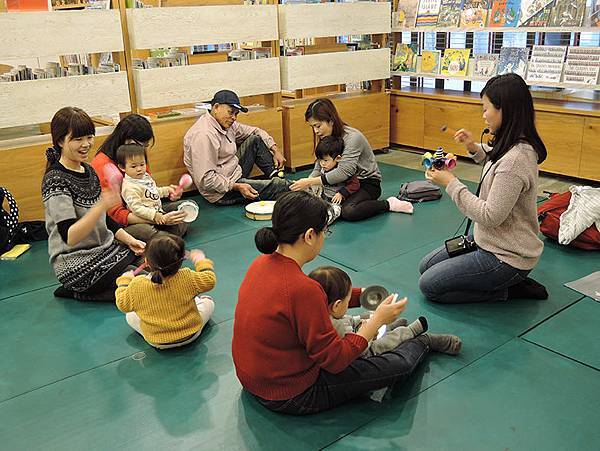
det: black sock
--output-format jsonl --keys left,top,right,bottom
{"left": 507, "top": 277, "right": 548, "bottom": 300}
{"left": 53, "top": 286, "right": 76, "bottom": 299}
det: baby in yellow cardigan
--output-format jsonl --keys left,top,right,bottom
{"left": 116, "top": 233, "right": 216, "bottom": 349}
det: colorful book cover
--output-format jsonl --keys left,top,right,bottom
{"left": 421, "top": 50, "right": 442, "bottom": 73}
{"left": 498, "top": 47, "right": 530, "bottom": 78}
{"left": 393, "top": 43, "right": 419, "bottom": 72}
{"left": 437, "top": 0, "right": 465, "bottom": 27}
{"left": 395, "top": 0, "right": 420, "bottom": 28}
{"left": 518, "top": 0, "right": 553, "bottom": 25}
{"left": 549, "top": 0, "right": 586, "bottom": 26}
{"left": 474, "top": 53, "right": 500, "bottom": 76}
{"left": 523, "top": 3, "right": 553, "bottom": 26}
{"left": 489, "top": 0, "right": 508, "bottom": 26}
{"left": 440, "top": 48, "right": 471, "bottom": 75}
{"left": 584, "top": 0, "right": 600, "bottom": 26}
{"left": 416, "top": 0, "right": 442, "bottom": 27}
{"left": 505, "top": 0, "right": 523, "bottom": 25}
{"left": 461, "top": 0, "right": 491, "bottom": 27}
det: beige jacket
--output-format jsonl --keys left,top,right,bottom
{"left": 121, "top": 173, "right": 170, "bottom": 221}
{"left": 183, "top": 112, "right": 275, "bottom": 203}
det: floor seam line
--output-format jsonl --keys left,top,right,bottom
{"left": 521, "top": 338, "right": 600, "bottom": 373}
{"left": 517, "top": 295, "right": 586, "bottom": 338}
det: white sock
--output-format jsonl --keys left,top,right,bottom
{"left": 387, "top": 197, "right": 414, "bottom": 214}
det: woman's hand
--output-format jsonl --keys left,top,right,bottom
{"left": 99, "top": 189, "right": 122, "bottom": 210}
{"left": 371, "top": 295, "right": 408, "bottom": 326}
{"left": 127, "top": 238, "right": 146, "bottom": 255}
{"left": 454, "top": 128, "right": 479, "bottom": 154}
{"left": 290, "top": 177, "right": 320, "bottom": 191}
{"left": 425, "top": 168, "right": 457, "bottom": 187}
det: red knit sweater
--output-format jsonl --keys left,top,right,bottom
{"left": 232, "top": 252, "right": 367, "bottom": 401}
{"left": 91, "top": 152, "right": 152, "bottom": 226}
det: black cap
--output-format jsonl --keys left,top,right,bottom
{"left": 209, "top": 90, "right": 248, "bottom": 113}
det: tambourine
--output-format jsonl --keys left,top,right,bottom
{"left": 177, "top": 200, "right": 199, "bottom": 223}
{"left": 245, "top": 200, "right": 276, "bottom": 221}
{"left": 360, "top": 285, "right": 390, "bottom": 311}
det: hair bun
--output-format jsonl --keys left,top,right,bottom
{"left": 255, "top": 227, "right": 278, "bottom": 254}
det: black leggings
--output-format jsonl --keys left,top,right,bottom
{"left": 341, "top": 180, "right": 389, "bottom": 222}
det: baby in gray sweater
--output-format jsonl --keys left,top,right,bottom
{"left": 308, "top": 266, "right": 428, "bottom": 356}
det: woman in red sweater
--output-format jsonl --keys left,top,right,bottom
{"left": 91, "top": 114, "right": 187, "bottom": 241}
{"left": 233, "top": 191, "right": 461, "bottom": 415}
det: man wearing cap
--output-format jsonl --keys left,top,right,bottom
{"left": 183, "top": 90, "right": 289, "bottom": 205}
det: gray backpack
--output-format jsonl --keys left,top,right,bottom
{"left": 397, "top": 180, "right": 442, "bottom": 203}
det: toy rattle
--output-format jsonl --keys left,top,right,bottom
{"left": 104, "top": 164, "right": 123, "bottom": 192}
{"left": 422, "top": 147, "right": 457, "bottom": 170}
{"left": 170, "top": 173, "right": 193, "bottom": 200}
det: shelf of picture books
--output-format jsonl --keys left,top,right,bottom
{"left": 0, "top": 8, "right": 131, "bottom": 129}
{"left": 392, "top": 0, "right": 600, "bottom": 32}
{"left": 124, "top": 4, "right": 281, "bottom": 111}
{"left": 391, "top": 43, "right": 600, "bottom": 90}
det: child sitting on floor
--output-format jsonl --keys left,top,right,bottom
{"left": 309, "top": 266, "right": 430, "bottom": 356}
{"left": 117, "top": 144, "right": 195, "bottom": 238}
{"left": 116, "top": 233, "right": 216, "bottom": 349}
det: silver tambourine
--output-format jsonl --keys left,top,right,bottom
{"left": 360, "top": 285, "right": 390, "bottom": 311}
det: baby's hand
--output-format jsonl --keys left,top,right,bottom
{"left": 154, "top": 212, "right": 166, "bottom": 225}
{"left": 121, "top": 270, "right": 135, "bottom": 278}
{"left": 188, "top": 249, "right": 206, "bottom": 263}
{"left": 332, "top": 192, "right": 344, "bottom": 205}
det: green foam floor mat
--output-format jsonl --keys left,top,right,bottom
{"left": 523, "top": 297, "right": 600, "bottom": 370}
{"left": 324, "top": 339, "right": 600, "bottom": 451}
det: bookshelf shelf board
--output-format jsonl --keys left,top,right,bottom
{"left": 280, "top": 48, "right": 390, "bottom": 91}
{"left": 132, "top": 58, "right": 281, "bottom": 110}
{"left": 0, "top": 10, "right": 124, "bottom": 60}
{"left": 126, "top": 5, "right": 278, "bottom": 50}
{"left": 52, "top": 3, "right": 90, "bottom": 10}
{"left": 0, "top": 72, "right": 131, "bottom": 128}
{"left": 278, "top": 2, "right": 390, "bottom": 40}
{"left": 391, "top": 26, "right": 600, "bottom": 33}
{"left": 391, "top": 71, "right": 600, "bottom": 91}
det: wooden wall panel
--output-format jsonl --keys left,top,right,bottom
{"left": 0, "top": 11, "right": 123, "bottom": 59}
{"left": 579, "top": 117, "right": 600, "bottom": 181}
{"left": 278, "top": 3, "right": 390, "bottom": 40}
{"left": 133, "top": 58, "right": 281, "bottom": 109}
{"left": 0, "top": 72, "right": 131, "bottom": 128}
{"left": 390, "top": 95, "right": 424, "bottom": 148}
{"left": 537, "top": 111, "right": 584, "bottom": 177}
{"left": 280, "top": 49, "right": 390, "bottom": 91}
{"left": 127, "top": 6, "right": 278, "bottom": 49}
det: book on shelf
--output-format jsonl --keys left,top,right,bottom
{"left": 523, "top": 2, "right": 554, "bottom": 26}
{"left": 518, "top": 0, "right": 554, "bottom": 26}
{"left": 393, "top": 43, "right": 418, "bottom": 72}
{"left": 394, "top": 0, "right": 420, "bottom": 28}
{"left": 440, "top": 48, "right": 471, "bottom": 76}
{"left": 498, "top": 47, "right": 530, "bottom": 77}
{"left": 415, "top": 0, "right": 442, "bottom": 27}
{"left": 474, "top": 53, "right": 499, "bottom": 77}
{"left": 460, "top": 0, "right": 491, "bottom": 27}
{"left": 584, "top": 0, "right": 600, "bottom": 26}
{"left": 563, "top": 46, "right": 600, "bottom": 84}
{"left": 548, "top": 0, "right": 586, "bottom": 26}
{"left": 526, "top": 45, "right": 567, "bottom": 83}
{"left": 489, "top": 0, "right": 522, "bottom": 26}
{"left": 437, "top": 0, "right": 464, "bottom": 27}
{"left": 421, "top": 50, "right": 442, "bottom": 74}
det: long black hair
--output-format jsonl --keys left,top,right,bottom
{"left": 481, "top": 73, "right": 547, "bottom": 164}
{"left": 254, "top": 191, "right": 329, "bottom": 254}
{"left": 98, "top": 114, "right": 154, "bottom": 162}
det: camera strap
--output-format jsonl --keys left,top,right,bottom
{"left": 463, "top": 160, "right": 494, "bottom": 236}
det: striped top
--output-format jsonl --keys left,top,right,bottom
{"left": 116, "top": 259, "right": 216, "bottom": 344}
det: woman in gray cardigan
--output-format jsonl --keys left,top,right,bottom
{"left": 420, "top": 74, "right": 548, "bottom": 304}
{"left": 290, "top": 98, "right": 409, "bottom": 221}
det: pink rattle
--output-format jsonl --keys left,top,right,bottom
{"left": 104, "top": 164, "right": 123, "bottom": 192}
{"left": 132, "top": 262, "right": 147, "bottom": 276}
{"left": 170, "top": 173, "right": 193, "bottom": 200}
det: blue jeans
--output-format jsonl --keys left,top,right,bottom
{"left": 216, "top": 135, "right": 290, "bottom": 205}
{"left": 418, "top": 239, "right": 530, "bottom": 304}
{"left": 255, "top": 337, "right": 429, "bottom": 415}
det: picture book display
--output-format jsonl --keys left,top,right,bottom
{"left": 416, "top": 0, "right": 442, "bottom": 26}
{"left": 393, "top": 43, "right": 418, "bottom": 72}
{"left": 395, "top": 0, "right": 420, "bottom": 28}
{"left": 440, "top": 48, "right": 471, "bottom": 75}
{"left": 518, "top": 0, "right": 553, "bottom": 26}
{"left": 548, "top": 0, "right": 586, "bottom": 26}
{"left": 526, "top": 45, "right": 566, "bottom": 83}
{"left": 437, "top": 0, "right": 464, "bottom": 27}
{"left": 563, "top": 46, "right": 600, "bottom": 85}
{"left": 421, "top": 50, "right": 442, "bottom": 73}
{"left": 584, "top": 0, "right": 600, "bottom": 26}
{"left": 460, "top": 0, "right": 491, "bottom": 27}
{"left": 498, "top": 47, "right": 530, "bottom": 77}
{"left": 523, "top": 2, "right": 553, "bottom": 26}
{"left": 474, "top": 53, "right": 500, "bottom": 77}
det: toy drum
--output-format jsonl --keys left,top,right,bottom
{"left": 177, "top": 200, "right": 199, "bottom": 223}
{"left": 245, "top": 200, "right": 276, "bottom": 221}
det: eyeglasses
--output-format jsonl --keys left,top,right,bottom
{"left": 132, "top": 140, "right": 150, "bottom": 148}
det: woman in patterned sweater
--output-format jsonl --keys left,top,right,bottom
{"left": 42, "top": 107, "right": 145, "bottom": 301}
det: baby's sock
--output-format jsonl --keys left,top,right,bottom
{"left": 387, "top": 197, "right": 414, "bottom": 214}
{"left": 407, "top": 316, "right": 428, "bottom": 336}
{"left": 419, "top": 333, "right": 462, "bottom": 355}
{"left": 507, "top": 277, "right": 548, "bottom": 300}
{"left": 388, "top": 317, "right": 409, "bottom": 329}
